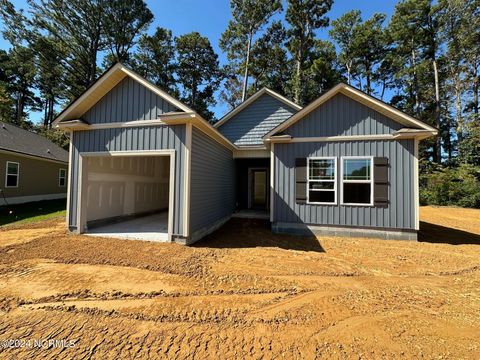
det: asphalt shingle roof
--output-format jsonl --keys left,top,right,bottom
{"left": 0, "top": 122, "right": 69, "bottom": 163}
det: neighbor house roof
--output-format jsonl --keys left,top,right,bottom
{"left": 214, "top": 87, "right": 302, "bottom": 129}
{"left": 0, "top": 122, "right": 69, "bottom": 163}
{"left": 263, "top": 83, "right": 438, "bottom": 140}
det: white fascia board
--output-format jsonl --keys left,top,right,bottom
{"left": 263, "top": 83, "right": 438, "bottom": 140}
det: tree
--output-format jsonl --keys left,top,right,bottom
{"left": 27, "top": 0, "right": 107, "bottom": 98}
{"left": 220, "top": 0, "right": 282, "bottom": 102}
{"left": 102, "top": 0, "right": 153, "bottom": 66}
{"left": 33, "top": 36, "right": 67, "bottom": 128}
{"left": 331, "top": 11, "right": 389, "bottom": 95}
{"left": 389, "top": 0, "right": 443, "bottom": 163}
{"left": 2, "top": 47, "right": 40, "bottom": 125}
{"left": 130, "top": 27, "right": 177, "bottom": 95}
{"left": 308, "top": 40, "right": 343, "bottom": 101}
{"left": 175, "top": 32, "right": 222, "bottom": 120}
{"left": 249, "top": 21, "right": 289, "bottom": 94}
{"left": 329, "top": 10, "right": 362, "bottom": 85}
{"left": 285, "top": 0, "right": 333, "bottom": 105}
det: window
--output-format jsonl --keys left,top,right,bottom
{"left": 59, "top": 168, "right": 66, "bottom": 187}
{"left": 307, "top": 157, "right": 336, "bottom": 204}
{"left": 341, "top": 157, "right": 373, "bottom": 205}
{"left": 5, "top": 161, "right": 19, "bottom": 188}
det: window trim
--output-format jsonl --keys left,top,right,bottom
{"left": 59, "top": 168, "right": 67, "bottom": 187}
{"left": 5, "top": 161, "right": 20, "bottom": 188}
{"left": 306, "top": 156, "right": 337, "bottom": 205}
{"left": 340, "top": 156, "right": 374, "bottom": 206}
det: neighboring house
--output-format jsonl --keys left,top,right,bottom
{"left": 53, "top": 63, "right": 437, "bottom": 244}
{"left": 0, "top": 122, "right": 69, "bottom": 206}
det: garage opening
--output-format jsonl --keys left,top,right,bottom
{"left": 79, "top": 153, "right": 173, "bottom": 242}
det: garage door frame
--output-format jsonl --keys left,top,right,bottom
{"left": 76, "top": 149, "right": 176, "bottom": 242}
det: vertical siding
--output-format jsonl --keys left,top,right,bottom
{"left": 218, "top": 94, "right": 297, "bottom": 146}
{"left": 190, "top": 127, "right": 235, "bottom": 234}
{"left": 273, "top": 139, "right": 415, "bottom": 230}
{"left": 83, "top": 77, "right": 178, "bottom": 124}
{"left": 69, "top": 125, "right": 186, "bottom": 235}
{"left": 285, "top": 93, "right": 403, "bottom": 137}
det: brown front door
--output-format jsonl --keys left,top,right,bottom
{"left": 251, "top": 169, "right": 267, "bottom": 209}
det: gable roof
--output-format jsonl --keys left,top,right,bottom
{"left": 52, "top": 63, "right": 194, "bottom": 127}
{"left": 263, "top": 83, "right": 438, "bottom": 140}
{"left": 214, "top": 88, "right": 302, "bottom": 129}
{"left": 0, "top": 122, "right": 69, "bottom": 163}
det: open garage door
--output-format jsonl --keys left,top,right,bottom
{"left": 76, "top": 151, "right": 174, "bottom": 242}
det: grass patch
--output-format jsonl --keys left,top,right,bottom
{"left": 0, "top": 198, "right": 66, "bottom": 226}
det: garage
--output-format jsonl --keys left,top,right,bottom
{"left": 76, "top": 152, "right": 174, "bottom": 242}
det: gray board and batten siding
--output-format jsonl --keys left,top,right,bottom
{"left": 218, "top": 93, "right": 297, "bottom": 146}
{"left": 83, "top": 76, "right": 179, "bottom": 124}
{"left": 273, "top": 139, "right": 416, "bottom": 232}
{"left": 189, "top": 127, "right": 236, "bottom": 242}
{"left": 282, "top": 93, "right": 405, "bottom": 137}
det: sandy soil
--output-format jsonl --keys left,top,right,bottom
{"left": 0, "top": 206, "right": 479, "bottom": 359}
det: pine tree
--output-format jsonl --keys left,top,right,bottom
{"left": 102, "top": 0, "right": 153, "bottom": 66}
{"left": 130, "top": 27, "right": 177, "bottom": 95}
{"left": 176, "top": 32, "right": 222, "bottom": 121}
{"left": 220, "top": 0, "right": 282, "bottom": 102}
{"left": 285, "top": 0, "right": 333, "bottom": 105}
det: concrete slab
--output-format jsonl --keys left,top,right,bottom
{"left": 86, "top": 212, "right": 169, "bottom": 242}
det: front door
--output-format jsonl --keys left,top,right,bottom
{"left": 250, "top": 169, "right": 267, "bottom": 209}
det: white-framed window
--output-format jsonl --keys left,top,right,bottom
{"left": 307, "top": 157, "right": 337, "bottom": 205}
{"left": 59, "top": 168, "right": 67, "bottom": 187}
{"left": 341, "top": 156, "right": 374, "bottom": 206}
{"left": 5, "top": 161, "right": 19, "bottom": 188}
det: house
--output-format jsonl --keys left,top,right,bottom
{"left": 0, "top": 122, "right": 69, "bottom": 206}
{"left": 53, "top": 63, "right": 437, "bottom": 244}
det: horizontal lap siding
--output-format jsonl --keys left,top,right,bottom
{"left": 218, "top": 94, "right": 296, "bottom": 146}
{"left": 285, "top": 93, "right": 403, "bottom": 137}
{"left": 273, "top": 140, "right": 415, "bottom": 230}
{"left": 190, "top": 127, "right": 235, "bottom": 233}
{"left": 69, "top": 125, "right": 186, "bottom": 235}
{"left": 83, "top": 77, "right": 178, "bottom": 124}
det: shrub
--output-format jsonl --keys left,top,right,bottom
{"left": 420, "top": 163, "right": 480, "bottom": 208}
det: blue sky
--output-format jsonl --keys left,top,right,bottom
{"left": 1, "top": 0, "right": 399, "bottom": 123}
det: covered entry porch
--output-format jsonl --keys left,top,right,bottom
{"left": 234, "top": 158, "right": 270, "bottom": 219}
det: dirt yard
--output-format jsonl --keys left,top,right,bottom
{"left": 0, "top": 206, "right": 479, "bottom": 359}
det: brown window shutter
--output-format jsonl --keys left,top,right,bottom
{"left": 374, "top": 157, "right": 389, "bottom": 207}
{"left": 295, "top": 158, "right": 307, "bottom": 204}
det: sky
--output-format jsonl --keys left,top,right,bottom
{"left": 0, "top": 0, "right": 400, "bottom": 124}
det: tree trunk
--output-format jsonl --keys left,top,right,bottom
{"left": 241, "top": 34, "right": 252, "bottom": 102}
{"left": 16, "top": 93, "right": 23, "bottom": 125}
{"left": 473, "top": 61, "right": 479, "bottom": 115}
{"left": 454, "top": 76, "right": 463, "bottom": 146}
{"left": 433, "top": 58, "right": 441, "bottom": 163}
{"left": 346, "top": 63, "right": 351, "bottom": 85}
{"left": 44, "top": 100, "right": 49, "bottom": 128}
{"left": 366, "top": 71, "right": 371, "bottom": 95}
{"left": 411, "top": 48, "right": 420, "bottom": 115}
{"left": 48, "top": 96, "right": 54, "bottom": 128}
{"left": 294, "top": 47, "right": 303, "bottom": 104}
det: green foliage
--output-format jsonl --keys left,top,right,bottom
{"left": 285, "top": 0, "right": 333, "bottom": 104}
{"left": 420, "top": 162, "right": 480, "bottom": 208}
{"left": 176, "top": 32, "right": 222, "bottom": 121}
{"left": 0, "top": 199, "right": 66, "bottom": 226}
{"left": 130, "top": 27, "right": 178, "bottom": 95}
{"left": 35, "top": 126, "right": 70, "bottom": 150}
{"left": 220, "top": 0, "right": 282, "bottom": 104}
{"left": 102, "top": 0, "right": 153, "bottom": 66}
